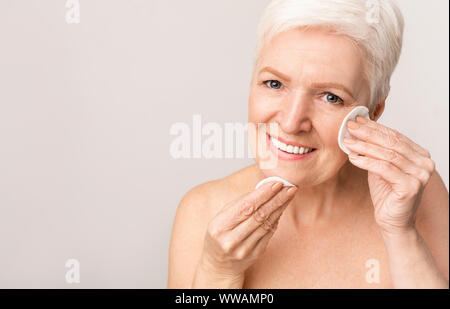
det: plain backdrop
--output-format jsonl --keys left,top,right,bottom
{"left": 0, "top": 0, "right": 448, "bottom": 288}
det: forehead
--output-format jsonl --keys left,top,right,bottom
{"left": 257, "top": 27, "right": 365, "bottom": 88}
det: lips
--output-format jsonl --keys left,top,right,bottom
{"left": 268, "top": 134, "right": 316, "bottom": 153}
{"left": 266, "top": 133, "right": 317, "bottom": 161}
{"left": 271, "top": 135, "right": 316, "bottom": 150}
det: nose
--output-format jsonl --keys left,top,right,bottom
{"left": 276, "top": 90, "right": 312, "bottom": 134}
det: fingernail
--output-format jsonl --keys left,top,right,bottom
{"left": 344, "top": 138, "right": 356, "bottom": 144}
{"left": 347, "top": 121, "right": 360, "bottom": 130}
{"left": 272, "top": 182, "right": 283, "bottom": 191}
{"left": 356, "top": 116, "right": 369, "bottom": 124}
{"left": 287, "top": 187, "right": 298, "bottom": 196}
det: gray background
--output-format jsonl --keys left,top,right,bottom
{"left": 0, "top": 0, "right": 448, "bottom": 288}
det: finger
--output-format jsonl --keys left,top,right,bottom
{"left": 355, "top": 117, "right": 431, "bottom": 158}
{"left": 231, "top": 187, "right": 294, "bottom": 244}
{"left": 233, "top": 204, "right": 287, "bottom": 260}
{"left": 216, "top": 181, "right": 284, "bottom": 231}
{"left": 344, "top": 138, "right": 433, "bottom": 186}
{"left": 348, "top": 153, "right": 423, "bottom": 198}
{"left": 348, "top": 119, "right": 428, "bottom": 166}
{"left": 249, "top": 225, "right": 277, "bottom": 259}
{"left": 348, "top": 118, "right": 436, "bottom": 181}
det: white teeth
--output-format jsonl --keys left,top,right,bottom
{"left": 270, "top": 137, "right": 314, "bottom": 155}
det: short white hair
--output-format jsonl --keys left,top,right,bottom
{"left": 254, "top": 0, "right": 405, "bottom": 110}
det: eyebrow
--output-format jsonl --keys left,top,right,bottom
{"left": 258, "top": 66, "right": 355, "bottom": 100}
{"left": 259, "top": 66, "right": 291, "bottom": 82}
{"left": 310, "top": 82, "right": 355, "bottom": 100}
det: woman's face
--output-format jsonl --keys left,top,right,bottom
{"left": 249, "top": 27, "right": 371, "bottom": 187}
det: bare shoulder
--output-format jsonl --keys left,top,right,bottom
{"left": 179, "top": 164, "right": 259, "bottom": 217}
{"left": 416, "top": 170, "right": 449, "bottom": 222}
{"left": 416, "top": 170, "right": 449, "bottom": 280}
{"left": 167, "top": 164, "right": 259, "bottom": 288}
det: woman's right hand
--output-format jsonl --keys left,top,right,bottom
{"left": 192, "top": 181, "right": 298, "bottom": 288}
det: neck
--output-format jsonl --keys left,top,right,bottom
{"left": 286, "top": 160, "right": 370, "bottom": 228}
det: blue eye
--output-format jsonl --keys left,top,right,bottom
{"left": 323, "top": 92, "right": 344, "bottom": 104}
{"left": 264, "top": 80, "right": 282, "bottom": 90}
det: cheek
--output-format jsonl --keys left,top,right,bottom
{"left": 248, "top": 89, "right": 263, "bottom": 123}
{"left": 317, "top": 119, "right": 341, "bottom": 149}
{"left": 248, "top": 96, "right": 258, "bottom": 123}
{"left": 248, "top": 86, "right": 279, "bottom": 123}
{"left": 316, "top": 118, "right": 349, "bottom": 167}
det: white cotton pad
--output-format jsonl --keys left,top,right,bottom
{"left": 255, "top": 177, "right": 296, "bottom": 190}
{"left": 338, "top": 106, "right": 370, "bottom": 155}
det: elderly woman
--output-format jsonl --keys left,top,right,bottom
{"left": 168, "top": 0, "right": 449, "bottom": 289}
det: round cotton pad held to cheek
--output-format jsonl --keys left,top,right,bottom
{"left": 255, "top": 177, "right": 296, "bottom": 190}
{"left": 338, "top": 106, "right": 370, "bottom": 155}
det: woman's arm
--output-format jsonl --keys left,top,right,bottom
{"left": 344, "top": 116, "right": 448, "bottom": 289}
{"left": 168, "top": 184, "right": 213, "bottom": 289}
{"left": 168, "top": 178, "right": 297, "bottom": 289}
{"left": 168, "top": 182, "right": 246, "bottom": 289}
{"left": 382, "top": 171, "right": 449, "bottom": 289}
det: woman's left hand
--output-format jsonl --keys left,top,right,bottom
{"left": 343, "top": 116, "right": 436, "bottom": 236}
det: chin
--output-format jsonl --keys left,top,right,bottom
{"left": 257, "top": 166, "right": 314, "bottom": 188}
{"left": 257, "top": 155, "right": 346, "bottom": 188}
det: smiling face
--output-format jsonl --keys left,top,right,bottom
{"left": 249, "top": 27, "right": 371, "bottom": 187}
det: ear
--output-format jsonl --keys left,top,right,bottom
{"left": 371, "top": 99, "right": 386, "bottom": 122}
